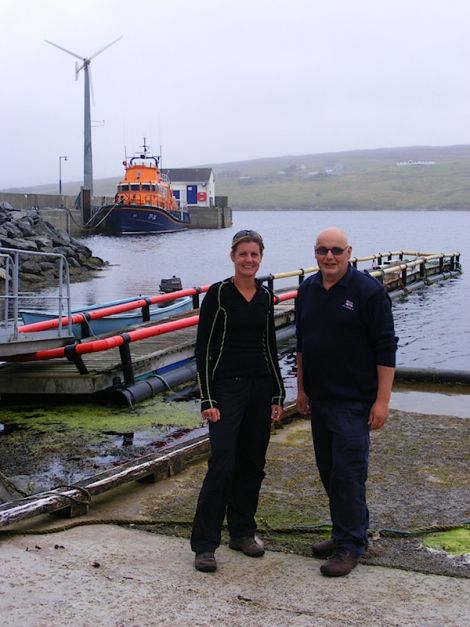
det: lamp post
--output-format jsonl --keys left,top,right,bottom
{"left": 59, "top": 155, "right": 68, "bottom": 195}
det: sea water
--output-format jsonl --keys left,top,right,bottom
{"left": 27, "top": 210, "right": 470, "bottom": 371}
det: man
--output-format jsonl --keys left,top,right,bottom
{"left": 296, "top": 227, "right": 397, "bottom": 577}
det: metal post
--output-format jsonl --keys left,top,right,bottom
{"left": 119, "top": 339, "right": 135, "bottom": 385}
{"left": 59, "top": 155, "right": 67, "bottom": 195}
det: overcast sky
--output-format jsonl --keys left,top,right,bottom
{"left": 1, "top": 0, "right": 470, "bottom": 189}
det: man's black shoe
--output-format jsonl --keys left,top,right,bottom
{"left": 194, "top": 551, "right": 217, "bottom": 572}
{"left": 311, "top": 539, "right": 338, "bottom": 558}
{"left": 320, "top": 549, "right": 359, "bottom": 577}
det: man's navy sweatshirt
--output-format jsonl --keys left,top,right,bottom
{"left": 296, "top": 265, "right": 398, "bottom": 403}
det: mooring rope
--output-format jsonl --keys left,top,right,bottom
{"left": 0, "top": 519, "right": 468, "bottom": 538}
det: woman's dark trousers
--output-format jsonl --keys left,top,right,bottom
{"left": 191, "top": 376, "right": 273, "bottom": 554}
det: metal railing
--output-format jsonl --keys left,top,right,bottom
{"left": 258, "top": 250, "right": 461, "bottom": 290}
{"left": 0, "top": 247, "right": 72, "bottom": 340}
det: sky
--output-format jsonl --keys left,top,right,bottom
{"left": 1, "top": 0, "right": 470, "bottom": 189}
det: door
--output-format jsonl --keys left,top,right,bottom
{"left": 186, "top": 185, "right": 197, "bottom": 204}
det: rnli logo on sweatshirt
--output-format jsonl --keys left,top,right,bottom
{"left": 342, "top": 299, "right": 354, "bottom": 311}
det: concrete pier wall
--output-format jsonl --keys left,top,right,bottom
{"left": 188, "top": 204, "right": 232, "bottom": 229}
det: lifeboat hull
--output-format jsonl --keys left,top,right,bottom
{"left": 103, "top": 204, "right": 191, "bottom": 235}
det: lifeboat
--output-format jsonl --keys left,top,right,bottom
{"left": 101, "top": 140, "right": 191, "bottom": 235}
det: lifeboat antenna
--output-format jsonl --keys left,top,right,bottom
{"left": 45, "top": 36, "right": 123, "bottom": 197}
{"left": 139, "top": 138, "right": 150, "bottom": 158}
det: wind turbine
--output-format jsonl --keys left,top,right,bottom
{"left": 45, "top": 36, "right": 123, "bottom": 197}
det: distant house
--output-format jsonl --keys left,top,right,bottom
{"left": 161, "top": 168, "right": 215, "bottom": 208}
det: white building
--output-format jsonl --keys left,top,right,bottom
{"left": 161, "top": 168, "right": 215, "bottom": 208}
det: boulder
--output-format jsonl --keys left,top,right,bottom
{"left": 0, "top": 206, "right": 107, "bottom": 287}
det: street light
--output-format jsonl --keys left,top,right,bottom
{"left": 59, "top": 155, "right": 68, "bottom": 195}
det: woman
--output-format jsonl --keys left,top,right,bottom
{"left": 191, "top": 229, "right": 285, "bottom": 573}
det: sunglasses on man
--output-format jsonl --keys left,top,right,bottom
{"left": 315, "top": 246, "right": 348, "bottom": 256}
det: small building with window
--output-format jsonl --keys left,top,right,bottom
{"left": 161, "top": 168, "right": 215, "bottom": 208}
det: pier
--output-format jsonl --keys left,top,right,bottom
{"left": 0, "top": 301, "right": 296, "bottom": 401}
{"left": 0, "top": 250, "right": 462, "bottom": 403}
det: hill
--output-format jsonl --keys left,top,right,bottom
{"left": 4, "top": 144, "right": 470, "bottom": 210}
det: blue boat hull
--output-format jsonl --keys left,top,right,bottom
{"left": 20, "top": 296, "right": 193, "bottom": 339}
{"left": 102, "top": 204, "right": 191, "bottom": 235}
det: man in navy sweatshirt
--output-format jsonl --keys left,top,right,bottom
{"left": 296, "top": 227, "right": 397, "bottom": 577}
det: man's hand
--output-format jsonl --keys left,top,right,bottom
{"left": 296, "top": 390, "right": 310, "bottom": 416}
{"left": 368, "top": 400, "right": 389, "bottom": 430}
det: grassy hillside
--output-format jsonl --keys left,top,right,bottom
{"left": 211, "top": 145, "right": 470, "bottom": 209}
{"left": 5, "top": 144, "right": 470, "bottom": 209}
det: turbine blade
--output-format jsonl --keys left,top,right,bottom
{"left": 76, "top": 60, "right": 86, "bottom": 76}
{"left": 89, "top": 35, "right": 123, "bottom": 60}
{"left": 45, "top": 39, "right": 84, "bottom": 61}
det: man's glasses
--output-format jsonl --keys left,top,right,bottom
{"left": 315, "top": 246, "right": 348, "bottom": 256}
{"left": 232, "top": 229, "right": 263, "bottom": 243}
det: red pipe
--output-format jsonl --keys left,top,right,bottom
{"left": 9, "top": 288, "right": 298, "bottom": 363}
{"left": 275, "top": 290, "right": 297, "bottom": 303}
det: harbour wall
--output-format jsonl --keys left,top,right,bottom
{"left": 0, "top": 192, "right": 232, "bottom": 236}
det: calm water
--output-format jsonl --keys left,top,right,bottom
{"left": 32, "top": 210, "right": 469, "bottom": 371}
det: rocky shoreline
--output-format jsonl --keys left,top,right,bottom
{"left": 0, "top": 204, "right": 106, "bottom": 287}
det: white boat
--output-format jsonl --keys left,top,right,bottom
{"left": 19, "top": 295, "right": 193, "bottom": 339}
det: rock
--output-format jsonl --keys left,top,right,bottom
{"left": 0, "top": 205, "right": 107, "bottom": 287}
{"left": 0, "top": 236, "right": 38, "bottom": 250}
{"left": 19, "top": 272, "right": 44, "bottom": 283}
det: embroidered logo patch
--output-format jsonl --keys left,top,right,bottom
{"left": 342, "top": 299, "right": 354, "bottom": 311}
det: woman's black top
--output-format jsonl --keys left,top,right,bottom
{"left": 196, "top": 278, "right": 285, "bottom": 412}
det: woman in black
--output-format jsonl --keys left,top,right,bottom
{"left": 191, "top": 230, "right": 285, "bottom": 572}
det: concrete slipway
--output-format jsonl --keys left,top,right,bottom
{"left": 1, "top": 416, "right": 470, "bottom": 627}
{"left": 1, "top": 524, "right": 469, "bottom": 627}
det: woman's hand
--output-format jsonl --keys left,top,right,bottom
{"left": 271, "top": 404, "right": 284, "bottom": 423}
{"left": 201, "top": 408, "right": 221, "bottom": 423}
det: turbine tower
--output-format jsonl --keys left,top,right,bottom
{"left": 45, "top": 36, "right": 122, "bottom": 197}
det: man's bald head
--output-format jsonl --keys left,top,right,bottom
{"left": 315, "top": 227, "right": 349, "bottom": 248}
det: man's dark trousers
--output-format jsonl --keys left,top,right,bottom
{"left": 310, "top": 399, "right": 371, "bottom": 557}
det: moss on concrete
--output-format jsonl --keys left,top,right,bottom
{"left": 423, "top": 529, "right": 470, "bottom": 556}
{"left": 0, "top": 396, "right": 201, "bottom": 434}
{"left": 0, "top": 394, "right": 203, "bottom": 491}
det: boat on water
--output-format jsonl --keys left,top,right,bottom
{"left": 98, "top": 140, "right": 191, "bottom": 235}
{"left": 19, "top": 295, "right": 193, "bottom": 340}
